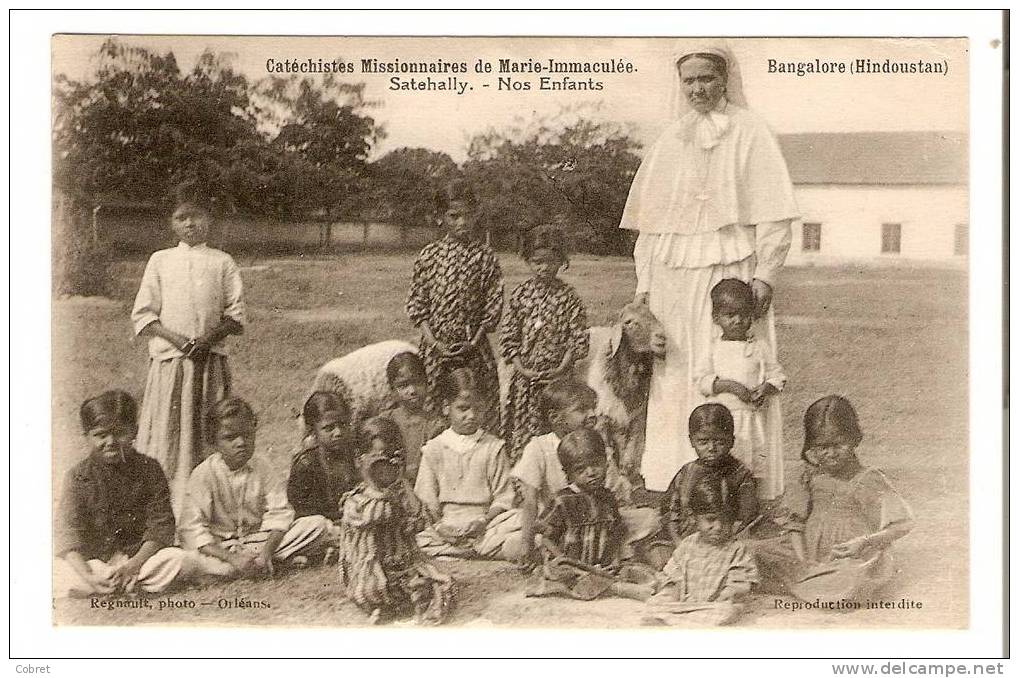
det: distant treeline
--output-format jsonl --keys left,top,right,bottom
{"left": 53, "top": 38, "right": 643, "bottom": 256}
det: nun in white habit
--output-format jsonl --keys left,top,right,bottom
{"left": 619, "top": 40, "right": 799, "bottom": 497}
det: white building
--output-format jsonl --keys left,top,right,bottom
{"left": 779, "top": 132, "right": 968, "bottom": 266}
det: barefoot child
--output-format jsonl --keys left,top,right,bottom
{"left": 406, "top": 179, "right": 504, "bottom": 433}
{"left": 381, "top": 352, "right": 446, "bottom": 484}
{"left": 695, "top": 278, "right": 786, "bottom": 500}
{"left": 755, "top": 396, "right": 914, "bottom": 604}
{"left": 511, "top": 379, "right": 660, "bottom": 566}
{"left": 339, "top": 417, "right": 455, "bottom": 625}
{"left": 54, "top": 391, "right": 188, "bottom": 597}
{"left": 180, "top": 397, "right": 328, "bottom": 579}
{"left": 500, "top": 224, "right": 589, "bottom": 461}
{"left": 662, "top": 403, "right": 759, "bottom": 544}
{"left": 414, "top": 367, "right": 521, "bottom": 560}
{"left": 288, "top": 392, "right": 358, "bottom": 525}
{"left": 646, "top": 477, "right": 759, "bottom": 626}
{"left": 528, "top": 429, "right": 658, "bottom": 602}
{"left": 131, "top": 190, "right": 245, "bottom": 517}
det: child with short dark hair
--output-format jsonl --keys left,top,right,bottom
{"left": 54, "top": 391, "right": 187, "bottom": 597}
{"left": 528, "top": 429, "right": 657, "bottom": 601}
{"left": 511, "top": 378, "right": 660, "bottom": 566}
{"left": 381, "top": 352, "right": 445, "bottom": 483}
{"left": 180, "top": 397, "right": 328, "bottom": 579}
{"left": 288, "top": 392, "right": 358, "bottom": 523}
{"left": 414, "top": 367, "right": 521, "bottom": 560}
{"left": 500, "top": 224, "right": 589, "bottom": 461}
{"left": 645, "top": 477, "right": 759, "bottom": 626}
{"left": 339, "top": 417, "right": 456, "bottom": 625}
{"left": 131, "top": 187, "right": 246, "bottom": 517}
{"left": 406, "top": 179, "right": 503, "bottom": 433}
{"left": 662, "top": 403, "right": 759, "bottom": 544}
{"left": 754, "top": 396, "right": 913, "bottom": 604}
{"left": 695, "top": 278, "right": 786, "bottom": 500}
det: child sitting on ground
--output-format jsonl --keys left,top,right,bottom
{"left": 754, "top": 395, "right": 914, "bottom": 605}
{"left": 180, "top": 397, "right": 328, "bottom": 579}
{"left": 339, "top": 417, "right": 455, "bottom": 625}
{"left": 414, "top": 367, "right": 521, "bottom": 560}
{"left": 288, "top": 392, "right": 358, "bottom": 523}
{"left": 645, "top": 477, "right": 759, "bottom": 626}
{"left": 381, "top": 352, "right": 446, "bottom": 484}
{"left": 694, "top": 278, "right": 786, "bottom": 501}
{"left": 54, "top": 391, "right": 188, "bottom": 597}
{"left": 511, "top": 378, "right": 660, "bottom": 566}
{"left": 662, "top": 403, "right": 760, "bottom": 544}
{"left": 528, "top": 429, "right": 658, "bottom": 601}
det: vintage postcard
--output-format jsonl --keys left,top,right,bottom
{"left": 40, "top": 23, "right": 991, "bottom": 648}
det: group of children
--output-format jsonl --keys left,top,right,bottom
{"left": 55, "top": 180, "right": 914, "bottom": 627}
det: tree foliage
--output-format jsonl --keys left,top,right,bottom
{"left": 53, "top": 38, "right": 384, "bottom": 220}
{"left": 463, "top": 103, "right": 643, "bottom": 254}
{"left": 368, "top": 148, "right": 462, "bottom": 232}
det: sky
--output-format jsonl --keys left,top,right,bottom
{"left": 52, "top": 35, "right": 968, "bottom": 162}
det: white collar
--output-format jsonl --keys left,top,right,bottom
{"left": 176, "top": 241, "right": 208, "bottom": 251}
{"left": 679, "top": 98, "right": 731, "bottom": 150}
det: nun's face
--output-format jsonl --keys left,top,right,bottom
{"left": 679, "top": 56, "right": 727, "bottom": 114}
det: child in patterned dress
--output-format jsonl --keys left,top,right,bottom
{"left": 500, "top": 224, "right": 590, "bottom": 462}
{"left": 528, "top": 429, "right": 658, "bottom": 601}
{"left": 694, "top": 278, "right": 786, "bottom": 500}
{"left": 338, "top": 417, "right": 455, "bottom": 625}
{"left": 645, "top": 477, "right": 759, "bottom": 626}
{"left": 406, "top": 179, "right": 504, "bottom": 433}
{"left": 380, "top": 352, "right": 446, "bottom": 484}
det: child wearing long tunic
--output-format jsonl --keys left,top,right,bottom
{"left": 54, "top": 391, "right": 188, "bottom": 597}
{"left": 646, "top": 477, "right": 758, "bottom": 626}
{"left": 339, "top": 417, "right": 455, "bottom": 625}
{"left": 131, "top": 194, "right": 245, "bottom": 518}
{"left": 406, "top": 180, "right": 503, "bottom": 433}
{"left": 694, "top": 278, "right": 786, "bottom": 499}
{"left": 662, "top": 404, "right": 759, "bottom": 544}
{"left": 500, "top": 225, "right": 589, "bottom": 462}
{"left": 754, "top": 396, "right": 913, "bottom": 604}
{"left": 414, "top": 368, "right": 522, "bottom": 560}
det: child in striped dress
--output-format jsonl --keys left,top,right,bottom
{"left": 645, "top": 477, "right": 759, "bottom": 626}
{"left": 528, "top": 429, "right": 658, "bottom": 601}
{"left": 338, "top": 417, "right": 455, "bottom": 625}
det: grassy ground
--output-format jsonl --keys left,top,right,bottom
{"left": 51, "top": 252, "right": 968, "bottom": 628}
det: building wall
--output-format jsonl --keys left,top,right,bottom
{"left": 785, "top": 184, "right": 968, "bottom": 265}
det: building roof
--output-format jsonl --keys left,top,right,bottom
{"left": 778, "top": 132, "right": 967, "bottom": 186}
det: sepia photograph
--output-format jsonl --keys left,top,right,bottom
{"left": 46, "top": 31, "right": 974, "bottom": 632}
{"left": 11, "top": 11, "right": 1003, "bottom": 661}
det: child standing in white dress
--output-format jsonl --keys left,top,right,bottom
{"left": 694, "top": 279, "right": 785, "bottom": 500}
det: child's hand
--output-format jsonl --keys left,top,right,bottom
{"left": 831, "top": 536, "right": 870, "bottom": 559}
{"left": 464, "top": 517, "right": 488, "bottom": 538}
{"left": 229, "top": 552, "right": 260, "bottom": 577}
{"left": 253, "top": 553, "right": 275, "bottom": 577}
{"left": 729, "top": 382, "right": 753, "bottom": 403}
{"left": 110, "top": 558, "right": 143, "bottom": 591}
{"left": 187, "top": 336, "right": 213, "bottom": 361}
{"left": 86, "top": 569, "right": 117, "bottom": 594}
{"left": 751, "top": 383, "right": 779, "bottom": 408}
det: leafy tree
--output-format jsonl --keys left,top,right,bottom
{"left": 53, "top": 38, "right": 258, "bottom": 209}
{"left": 368, "top": 148, "right": 461, "bottom": 238}
{"left": 463, "top": 103, "right": 643, "bottom": 254}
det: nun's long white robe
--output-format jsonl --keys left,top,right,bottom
{"left": 620, "top": 103, "right": 798, "bottom": 493}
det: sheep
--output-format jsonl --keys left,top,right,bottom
{"left": 578, "top": 301, "right": 667, "bottom": 480}
{"left": 308, "top": 339, "right": 419, "bottom": 426}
